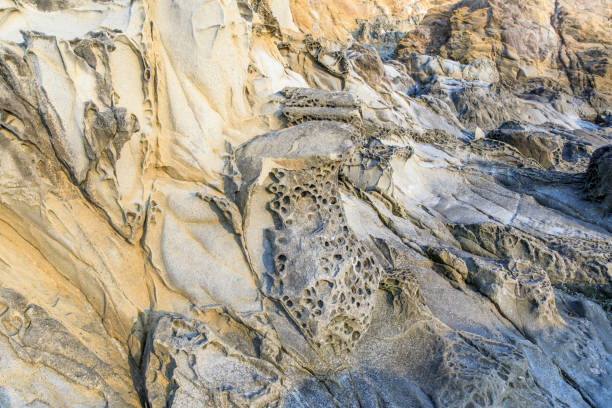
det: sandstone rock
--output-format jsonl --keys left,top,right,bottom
{"left": 342, "top": 137, "right": 413, "bottom": 194}
{"left": 584, "top": 145, "right": 612, "bottom": 212}
{"left": 141, "top": 309, "right": 282, "bottom": 408}
{"left": 0, "top": 1, "right": 611, "bottom": 407}
{"left": 396, "top": 0, "right": 612, "bottom": 112}
{"left": 0, "top": 287, "right": 140, "bottom": 407}
{"left": 234, "top": 118, "right": 385, "bottom": 362}
{"left": 487, "top": 122, "right": 565, "bottom": 168}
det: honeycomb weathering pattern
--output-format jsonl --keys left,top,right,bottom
{"left": 281, "top": 106, "right": 362, "bottom": 127}
{"left": 280, "top": 86, "right": 362, "bottom": 127}
{"left": 280, "top": 87, "right": 361, "bottom": 108}
{"left": 264, "top": 163, "right": 383, "bottom": 354}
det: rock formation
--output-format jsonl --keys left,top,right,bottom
{"left": 0, "top": 1, "right": 610, "bottom": 407}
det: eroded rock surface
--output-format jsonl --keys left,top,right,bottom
{"left": 0, "top": 1, "right": 610, "bottom": 407}
{"left": 585, "top": 145, "right": 612, "bottom": 212}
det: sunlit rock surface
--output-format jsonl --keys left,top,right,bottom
{"left": 0, "top": 1, "right": 610, "bottom": 407}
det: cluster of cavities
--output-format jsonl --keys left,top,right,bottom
{"left": 280, "top": 89, "right": 358, "bottom": 109}
{"left": 265, "top": 163, "right": 383, "bottom": 353}
{"left": 281, "top": 107, "right": 361, "bottom": 127}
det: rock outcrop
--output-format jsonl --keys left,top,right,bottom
{"left": 584, "top": 145, "right": 612, "bottom": 212}
{"left": 0, "top": 1, "right": 610, "bottom": 407}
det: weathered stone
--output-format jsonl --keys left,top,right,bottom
{"left": 0, "top": 1, "right": 611, "bottom": 407}
{"left": 487, "top": 123, "right": 564, "bottom": 169}
{"left": 141, "top": 309, "right": 283, "bottom": 408}
{"left": 584, "top": 145, "right": 612, "bottom": 212}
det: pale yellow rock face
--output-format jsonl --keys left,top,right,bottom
{"left": 289, "top": 0, "right": 453, "bottom": 41}
{"left": 0, "top": 1, "right": 610, "bottom": 407}
{"left": 289, "top": 0, "right": 611, "bottom": 105}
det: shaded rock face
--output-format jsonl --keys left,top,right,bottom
{"left": 0, "top": 1, "right": 611, "bottom": 408}
{"left": 584, "top": 145, "right": 612, "bottom": 212}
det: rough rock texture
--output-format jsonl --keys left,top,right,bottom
{"left": 584, "top": 145, "right": 612, "bottom": 212}
{"left": 0, "top": 1, "right": 610, "bottom": 407}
